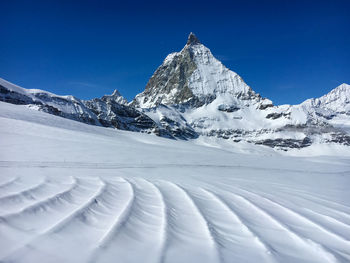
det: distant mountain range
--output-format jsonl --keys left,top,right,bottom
{"left": 1, "top": 33, "right": 349, "bottom": 150}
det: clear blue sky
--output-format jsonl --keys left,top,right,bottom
{"left": 1, "top": 0, "right": 349, "bottom": 105}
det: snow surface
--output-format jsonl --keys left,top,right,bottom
{"left": 0, "top": 101, "right": 350, "bottom": 263}
{"left": 188, "top": 44, "right": 254, "bottom": 97}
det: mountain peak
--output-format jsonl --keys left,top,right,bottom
{"left": 186, "top": 32, "right": 200, "bottom": 45}
{"left": 101, "top": 89, "right": 128, "bottom": 105}
{"left": 323, "top": 83, "right": 350, "bottom": 98}
{"left": 132, "top": 33, "right": 259, "bottom": 108}
{"left": 304, "top": 83, "right": 350, "bottom": 114}
{"left": 337, "top": 83, "right": 350, "bottom": 90}
{"left": 111, "top": 89, "right": 122, "bottom": 97}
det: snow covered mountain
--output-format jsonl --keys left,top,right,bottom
{"left": 0, "top": 78, "right": 172, "bottom": 137}
{"left": 299, "top": 83, "right": 350, "bottom": 128}
{"left": 132, "top": 33, "right": 273, "bottom": 110}
{"left": 0, "top": 78, "right": 99, "bottom": 125}
{"left": 1, "top": 33, "right": 350, "bottom": 149}
{"left": 132, "top": 33, "right": 350, "bottom": 149}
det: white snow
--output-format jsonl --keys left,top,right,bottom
{"left": 0, "top": 101, "right": 350, "bottom": 262}
{"left": 188, "top": 44, "right": 252, "bottom": 97}
{"left": 306, "top": 83, "right": 350, "bottom": 114}
{"left": 163, "top": 52, "right": 178, "bottom": 64}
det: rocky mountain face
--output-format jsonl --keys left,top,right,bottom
{"left": 1, "top": 33, "right": 349, "bottom": 149}
{"left": 0, "top": 78, "right": 173, "bottom": 137}
{"left": 132, "top": 33, "right": 272, "bottom": 110}
{"left": 132, "top": 33, "right": 350, "bottom": 149}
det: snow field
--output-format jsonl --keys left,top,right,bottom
{"left": 0, "top": 101, "right": 349, "bottom": 262}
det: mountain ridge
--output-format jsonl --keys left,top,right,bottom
{"left": 1, "top": 33, "right": 349, "bottom": 149}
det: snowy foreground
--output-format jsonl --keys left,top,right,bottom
{"left": 0, "top": 101, "right": 350, "bottom": 263}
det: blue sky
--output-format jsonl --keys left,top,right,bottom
{"left": 1, "top": 0, "right": 349, "bottom": 105}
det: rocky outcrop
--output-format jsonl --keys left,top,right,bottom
{"left": 159, "top": 115, "right": 198, "bottom": 140}
{"left": 254, "top": 137, "right": 312, "bottom": 150}
{"left": 187, "top": 32, "right": 200, "bottom": 45}
{"left": 266, "top": 112, "right": 290, "bottom": 119}
{"left": 132, "top": 46, "right": 198, "bottom": 107}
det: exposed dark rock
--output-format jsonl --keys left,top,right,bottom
{"left": 218, "top": 104, "right": 240, "bottom": 112}
{"left": 277, "top": 123, "right": 337, "bottom": 134}
{"left": 266, "top": 112, "right": 290, "bottom": 119}
{"left": 83, "top": 98, "right": 162, "bottom": 133}
{"left": 132, "top": 45, "right": 198, "bottom": 108}
{"left": 206, "top": 129, "right": 248, "bottom": 139}
{"left": 266, "top": 113, "right": 283, "bottom": 119}
{"left": 258, "top": 103, "right": 274, "bottom": 110}
{"left": 186, "top": 32, "right": 200, "bottom": 45}
{"left": 0, "top": 85, "right": 36, "bottom": 105}
{"left": 159, "top": 116, "right": 198, "bottom": 140}
{"left": 327, "top": 133, "right": 350, "bottom": 145}
{"left": 315, "top": 112, "right": 336, "bottom": 120}
{"left": 255, "top": 137, "right": 312, "bottom": 149}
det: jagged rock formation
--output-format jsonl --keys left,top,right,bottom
{"left": 102, "top": 89, "right": 128, "bottom": 105}
{"left": 1, "top": 33, "right": 350, "bottom": 150}
{"left": 132, "top": 33, "right": 272, "bottom": 110}
{"left": 131, "top": 35, "right": 198, "bottom": 108}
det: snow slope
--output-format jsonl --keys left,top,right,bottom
{"left": 0, "top": 101, "right": 350, "bottom": 262}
